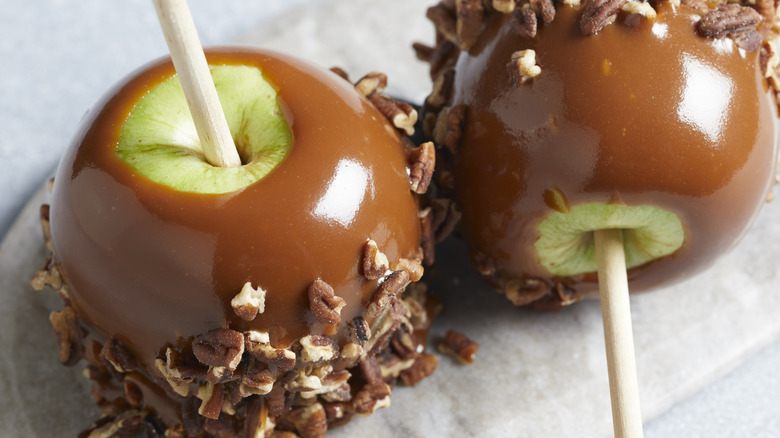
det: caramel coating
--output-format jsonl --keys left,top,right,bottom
{"left": 451, "top": 4, "right": 777, "bottom": 295}
{"left": 49, "top": 48, "right": 421, "bottom": 372}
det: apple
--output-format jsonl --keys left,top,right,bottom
{"left": 421, "top": 2, "right": 778, "bottom": 307}
{"left": 36, "top": 48, "right": 437, "bottom": 435}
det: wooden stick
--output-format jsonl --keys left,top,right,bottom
{"left": 594, "top": 228, "right": 644, "bottom": 438}
{"left": 152, "top": 0, "right": 241, "bottom": 168}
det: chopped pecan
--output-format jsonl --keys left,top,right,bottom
{"left": 298, "top": 335, "right": 338, "bottom": 364}
{"left": 734, "top": 30, "right": 762, "bottom": 52}
{"left": 368, "top": 94, "right": 418, "bottom": 135}
{"left": 287, "top": 404, "right": 328, "bottom": 438}
{"left": 307, "top": 279, "right": 346, "bottom": 325}
{"left": 193, "top": 328, "right": 245, "bottom": 383}
{"left": 473, "top": 251, "right": 497, "bottom": 277}
{"left": 366, "top": 270, "right": 412, "bottom": 318}
{"left": 286, "top": 364, "right": 333, "bottom": 393}
{"left": 240, "top": 358, "right": 276, "bottom": 396}
{"left": 347, "top": 316, "right": 371, "bottom": 345}
{"left": 203, "top": 417, "right": 240, "bottom": 438}
{"left": 400, "top": 353, "right": 439, "bottom": 386}
{"left": 755, "top": 0, "right": 775, "bottom": 22}
{"left": 78, "top": 410, "right": 146, "bottom": 438}
{"left": 510, "top": 5, "right": 537, "bottom": 39}
{"left": 429, "top": 41, "right": 460, "bottom": 79}
{"left": 438, "top": 330, "right": 480, "bottom": 364}
{"left": 456, "top": 0, "right": 485, "bottom": 50}
{"left": 393, "top": 258, "right": 424, "bottom": 282}
{"left": 425, "top": 68, "right": 455, "bottom": 110}
{"left": 361, "top": 240, "right": 389, "bottom": 280}
{"left": 302, "top": 369, "right": 352, "bottom": 401}
{"left": 412, "top": 42, "right": 435, "bottom": 62}
{"left": 492, "top": 0, "right": 516, "bottom": 13}
{"left": 553, "top": 282, "right": 579, "bottom": 306}
{"left": 49, "top": 305, "right": 83, "bottom": 366}
{"left": 39, "top": 204, "right": 53, "bottom": 250}
{"left": 427, "top": 3, "right": 458, "bottom": 43}
{"left": 231, "top": 282, "right": 266, "bottom": 321}
{"left": 419, "top": 207, "right": 435, "bottom": 266}
{"left": 696, "top": 4, "right": 762, "bottom": 41}
{"left": 391, "top": 329, "right": 421, "bottom": 360}
{"left": 621, "top": 0, "right": 656, "bottom": 18}
{"left": 380, "top": 355, "right": 416, "bottom": 379}
{"left": 31, "top": 255, "right": 63, "bottom": 291}
{"left": 409, "top": 142, "right": 436, "bottom": 195}
{"left": 329, "top": 66, "right": 350, "bottom": 81}
{"left": 580, "top": 0, "right": 627, "bottom": 36}
{"left": 355, "top": 72, "right": 387, "bottom": 98}
{"left": 267, "top": 384, "right": 294, "bottom": 418}
{"left": 197, "top": 383, "right": 225, "bottom": 420}
{"left": 124, "top": 379, "right": 143, "bottom": 407}
{"left": 101, "top": 338, "right": 137, "bottom": 373}
{"left": 507, "top": 49, "right": 541, "bottom": 85}
{"left": 353, "top": 383, "right": 392, "bottom": 415}
{"left": 430, "top": 198, "right": 462, "bottom": 242}
{"left": 322, "top": 402, "right": 355, "bottom": 427}
{"left": 244, "top": 397, "right": 276, "bottom": 438}
{"left": 155, "top": 347, "right": 207, "bottom": 396}
{"left": 245, "top": 331, "right": 297, "bottom": 371}
{"left": 531, "top": 0, "right": 556, "bottom": 23}
{"left": 443, "top": 104, "right": 466, "bottom": 154}
{"left": 505, "top": 277, "right": 550, "bottom": 306}
{"left": 680, "top": 0, "right": 708, "bottom": 13}
{"left": 364, "top": 299, "right": 406, "bottom": 356}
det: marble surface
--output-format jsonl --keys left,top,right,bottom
{"left": 2, "top": 1, "right": 780, "bottom": 437}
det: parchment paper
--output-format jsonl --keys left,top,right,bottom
{"left": 3, "top": 0, "right": 780, "bottom": 436}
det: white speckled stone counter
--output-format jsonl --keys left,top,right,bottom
{"left": 2, "top": 1, "right": 780, "bottom": 437}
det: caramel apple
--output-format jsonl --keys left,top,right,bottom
{"left": 32, "top": 47, "right": 438, "bottom": 437}
{"left": 420, "top": 0, "right": 779, "bottom": 309}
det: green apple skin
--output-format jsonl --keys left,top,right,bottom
{"left": 440, "top": 4, "right": 778, "bottom": 299}
{"left": 48, "top": 48, "right": 423, "bottom": 374}
{"left": 117, "top": 64, "right": 292, "bottom": 194}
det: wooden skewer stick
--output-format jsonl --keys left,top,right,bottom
{"left": 152, "top": 0, "right": 241, "bottom": 168}
{"left": 594, "top": 228, "right": 644, "bottom": 438}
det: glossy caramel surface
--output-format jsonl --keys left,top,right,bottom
{"left": 50, "top": 48, "right": 421, "bottom": 370}
{"left": 453, "top": 4, "right": 777, "bottom": 293}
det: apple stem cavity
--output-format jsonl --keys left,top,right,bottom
{"left": 152, "top": 0, "right": 242, "bottom": 168}
{"left": 594, "top": 229, "right": 644, "bottom": 438}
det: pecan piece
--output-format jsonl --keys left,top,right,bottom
{"left": 505, "top": 277, "right": 550, "bottom": 306}
{"left": 456, "top": 0, "right": 485, "bottom": 50}
{"left": 580, "top": 0, "right": 627, "bottom": 36}
{"left": 192, "top": 328, "right": 245, "bottom": 383}
{"left": 368, "top": 94, "right": 418, "bottom": 135}
{"left": 49, "top": 305, "right": 83, "bottom": 366}
{"left": 240, "top": 358, "right": 276, "bottom": 396}
{"left": 40, "top": 203, "right": 53, "bottom": 250}
{"left": 531, "top": 0, "right": 556, "bottom": 24}
{"left": 393, "top": 258, "right": 424, "bottom": 283}
{"left": 101, "top": 337, "right": 137, "bottom": 373}
{"left": 355, "top": 72, "right": 387, "bottom": 97}
{"left": 203, "top": 417, "right": 240, "bottom": 438}
{"left": 409, "top": 142, "right": 436, "bottom": 194}
{"left": 510, "top": 5, "right": 537, "bottom": 39}
{"left": 438, "top": 330, "right": 480, "bottom": 364}
{"left": 347, "top": 316, "right": 371, "bottom": 345}
{"left": 425, "top": 68, "right": 455, "bottom": 110}
{"left": 427, "top": 3, "right": 458, "bottom": 43}
{"left": 492, "top": 0, "right": 517, "bottom": 13}
{"left": 78, "top": 410, "right": 146, "bottom": 438}
{"left": 197, "top": 383, "right": 225, "bottom": 420}
{"left": 696, "top": 5, "right": 763, "bottom": 40}
{"left": 244, "top": 397, "right": 276, "bottom": 438}
{"left": 507, "top": 49, "right": 541, "bottom": 85}
{"left": 31, "top": 255, "right": 63, "bottom": 291}
{"left": 400, "top": 353, "right": 439, "bottom": 386}
{"left": 328, "top": 66, "right": 350, "bottom": 81}
{"left": 244, "top": 330, "right": 296, "bottom": 371}
{"left": 353, "top": 383, "right": 392, "bottom": 415}
{"left": 621, "top": 1, "right": 656, "bottom": 18}
{"left": 361, "top": 240, "right": 389, "bottom": 280}
{"left": 298, "top": 335, "right": 338, "bottom": 364}
{"left": 412, "top": 42, "right": 435, "bottom": 62}
{"left": 231, "top": 282, "right": 266, "bottom": 321}
{"left": 366, "top": 270, "right": 412, "bottom": 318}
{"left": 308, "top": 279, "right": 346, "bottom": 325}
{"left": 419, "top": 207, "right": 435, "bottom": 266}
{"left": 287, "top": 404, "right": 328, "bottom": 438}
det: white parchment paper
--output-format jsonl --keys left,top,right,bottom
{"left": 2, "top": 0, "right": 780, "bottom": 436}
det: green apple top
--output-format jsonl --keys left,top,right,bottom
{"left": 423, "top": 1, "right": 778, "bottom": 308}
{"left": 48, "top": 48, "right": 426, "bottom": 375}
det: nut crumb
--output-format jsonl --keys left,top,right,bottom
{"left": 438, "top": 329, "right": 479, "bottom": 364}
{"left": 308, "top": 279, "right": 347, "bottom": 325}
{"left": 361, "top": 240, "right": 389, "bottom": 280}
{"left": 231, "top": 282, "right": 266, "bottom": 321}
{"left": 507, "top": 49, "right": 541, "bottom": 85}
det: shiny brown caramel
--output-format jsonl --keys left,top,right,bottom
{"left": 50, "top": 48, "right": 421, "bottom": 375}
{"left": 452, "top": 4, "right": 777, "bottom": 295}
